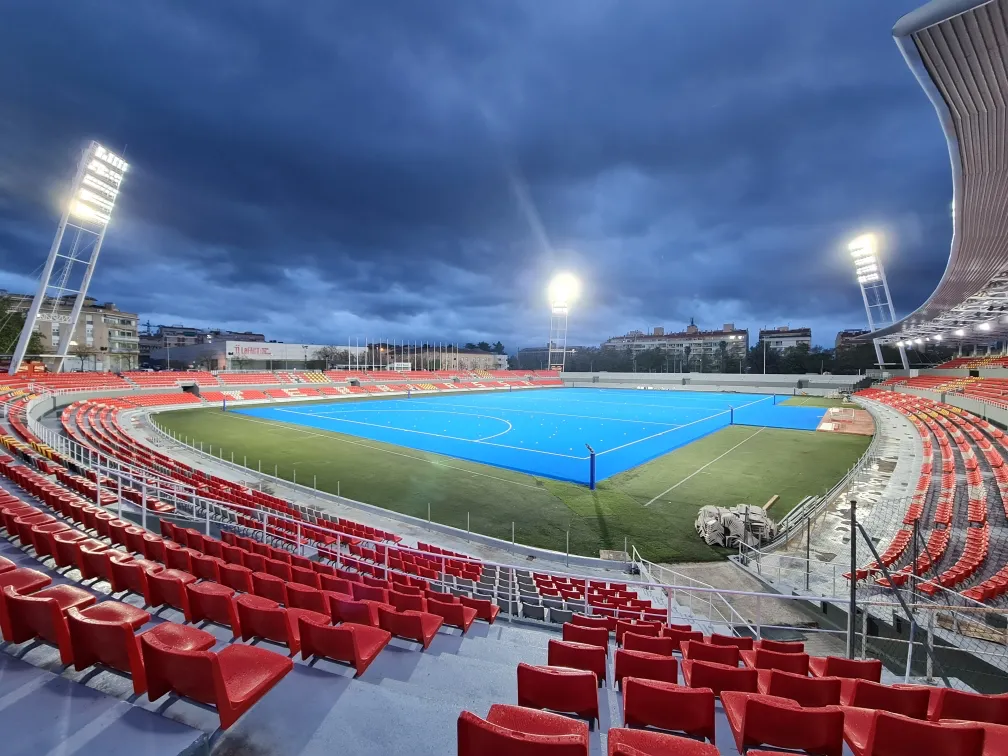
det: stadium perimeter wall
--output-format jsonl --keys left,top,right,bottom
{"left": 561, "top": 371, "right": 863, "bottom": 396}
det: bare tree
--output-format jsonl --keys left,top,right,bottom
{"left": 314, "top": 345, "right": 342, "bottom": 370}
{"left": 69, "top": 343, "right": 95, "bottom": 371}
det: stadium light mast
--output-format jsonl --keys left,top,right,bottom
{"left": 848, "top": 234, "right": 908, "bottom": 371}
{"left": 547, "top": 273, "right": 579, "bottom": 372}
{"left": 8, "top": 141, "right": 129, "bottom": 375}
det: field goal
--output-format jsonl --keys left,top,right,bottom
{"left": 829, "top": 407, "right": 856, "bottom": 423}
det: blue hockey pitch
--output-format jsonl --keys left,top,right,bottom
{"left": 235, "top": 388, "right": 827, "bottom": 485}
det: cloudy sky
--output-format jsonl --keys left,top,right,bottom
{"left": 0, "top": 0, "right": 952, "bottom": 351}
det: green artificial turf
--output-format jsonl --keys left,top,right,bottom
{"left": 157, "top": 406, "right": 870, "bottom": 563}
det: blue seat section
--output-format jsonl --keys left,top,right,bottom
{"left": 236, "top": 389, "right": 826, "bottom": 484}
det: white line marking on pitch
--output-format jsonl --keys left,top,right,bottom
{"left": 644, "top": 426, "right": 767, "bottom": 507}
{"left": 269, "top": 408, "right": 584, "bottom": 459}
{"left": 225, "top": 414, "right": 546, "bottom": 491}
{"left": 598, "top": 395, "right": 770, "bottom": 456}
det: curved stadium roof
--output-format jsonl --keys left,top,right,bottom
{"left": 869, "top": 0, "right": 1008, "bottom": 346}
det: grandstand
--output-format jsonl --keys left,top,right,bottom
{"left": 7, "top": 0, "right": 1008, "bottom": 754}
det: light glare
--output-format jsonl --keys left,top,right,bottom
{"left": 548, "top": 272, "right": 580, "bottom": 307}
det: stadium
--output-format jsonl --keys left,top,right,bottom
{"left": 1, "top": 1, "right": 1008, "bottom": 755}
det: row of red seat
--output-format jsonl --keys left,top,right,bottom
{"left": 460, "top": 610, "right": 1008, "bottom": 755}
{"left": 855, "top": 390, "right": 1003, "bottom": 598}
{"left": 0, "top": 480, "right": 296, "bottom": 729}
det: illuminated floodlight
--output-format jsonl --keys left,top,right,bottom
{"left": 914, "top": 338, "right": 923, "bottom": 345}
{"left": 934, "top": 334, "right": 942, "bottom": 341}
{"left": 955, "top": 328, "right": 965, "bottom": 337}
{"left": 7, "top": 140, "right": 130, "bottom": 375}
{"left": 71, "top": 143, "right": 127, "bottom": 228}
{"left": 979, "top": 322, "right": 992, "bottom": 331}
{"left": 547, "top": 272, "right": 580, "bottom": 372}
{"left": 548, "top": 272, "right": 580, "bottom": 308}
{"left": 848, "top": 232, "right": 906, "bottom": 369}
{"left": 848, "top": 234, "right": 876, "bottom": 258}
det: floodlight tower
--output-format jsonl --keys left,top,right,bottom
{"left": 8, "top": 141, "right": 129, "bottom": 375}
{"left": 848, "top": 234, "right": 909, "bottom": 370}
{"left": 547, "top": 273, "right": 579, "bottom": 371}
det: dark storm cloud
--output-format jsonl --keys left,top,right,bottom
{"left": 0, "top": 0, "right": 950, "bottom": 348}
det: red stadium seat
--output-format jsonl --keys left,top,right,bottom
{"left": 146, "top": 569, "right": 196, "bottom": 614}
{"left": 571, "top": 613, "right": 611, "bottom": 631}
{"left": 108, "top": 558, "right": 161, "bottom": 600}
{"left": 613, "top": 649, "right": 678, "bottom": 689}
{"left": 757, "top": 669, "right": 841, "bottom": 708}
{"left": 457, "top": 703, "right": 589, "bottom": 756}
{"left": 389, "top": 590, "right": 427, "bottom": 613}
{"left": 190, "top": 553, "right": 224, "bottom": 582}
{"left": 663, "top": 627, "right": 704, "bottom": 653}
{"left": 285, "top": 583, "right": 329, "bottom": 614}
{"left": 607, "top": 727, "right": 719, "bottom": 756}
{"left": 841, "top": 679, "right": 931, "bottom": 719}
{"left": 809, "top": 655, "right": 882, "bottom": 683}
{"left": 458, "top": 595, "right": 500, "bottom": 624}
{"left": 622, "top": 678, "right": 715, "bottom": 744}
{"left": 297, "top": 615, "right": 390, "bottom": 676}
{"left": 251, "top": 571, "right": 289, "bottom": 605}
{"left": 76, "top": 540, "right": 111, "bottom": 581}
{"left": 516, "top": 663, "right": 599, "bottom": 725}
{"left": 141, "top": 623, "right": 293, "bottom": 730}
{"left": 842, "top": 706, "right": 985, "bottom": 756}
{"left": 426, "top": 597, "right": 477, "bottom": 632}
{"left": 240, "top": 551, "right": 267, "bottom": 573}
{"left": 755, "top": 638, "right": 804, "bottom": 654}
{"left": 235, "top": 593, "right": 319, "bottom": 655}
{"left": 681, "top": 659, "right": 758, "bottom": 697}
{"left": 707, "top": 633, "right": 754, "bottom": 650}
{"left": 615, "top": 620, "right": 660, "bottom": 646}
{"left": 623, "top": 632, "right": 675, "bottom": 656}
{"left": 740, "top": 648, "right": 809, "bottom": 675}
{"left": 3, "top": 583, "right": 96, "bottom": 663}
{"left": 332, "top": 597, "right": 384, "bottom": 627}
{"left": 721, "top": 691, "right": 843, "bottom": 756}
{"left": 682, "top": 640, "right": 739, "bottom": 667}
{"left": 51, "top": 530, "right": 88, "bottom": 568}
{"left": 562, "top": 623, "right": 609, "bottom": 653}
{"left": 319, "top": 574, "right": 353, "bottom": 595}
{"left": 185, "top": 581, "right": 242, "bottom": 635}
{"left": 218, "top": 563, "right": 255, "bottom": 593}
{"left": 376, "top": 605, "right": 443, "bottom": 649}
{"left": 928, "top": 688, "right": 1008, "bottom": 724}
{"left": 66, "top": 601, "right": 151, "bottom": 694}
{"left": 548, "top": 639, "right": 606, "bottom": 686}
{"left": 351, "top": 582, "right": 388, "bottom": 603}
{"left": 164, "top": 544, "right": 194, "bottom": 573}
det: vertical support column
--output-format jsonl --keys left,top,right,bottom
{"left": 848, "top": 498, "right": 857, "bottom": 659}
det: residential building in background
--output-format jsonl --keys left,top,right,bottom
{"left": 835, "top": 328, "right": 870, "bottom": 350}
{"left": 4, "top": 293, "right": 139, "bottom": 372}
{"left": 759, "top": 326, "right": 812, "bottom": 352}
{"left": 602, "top": 321, "right": 749, "bottom": 359}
